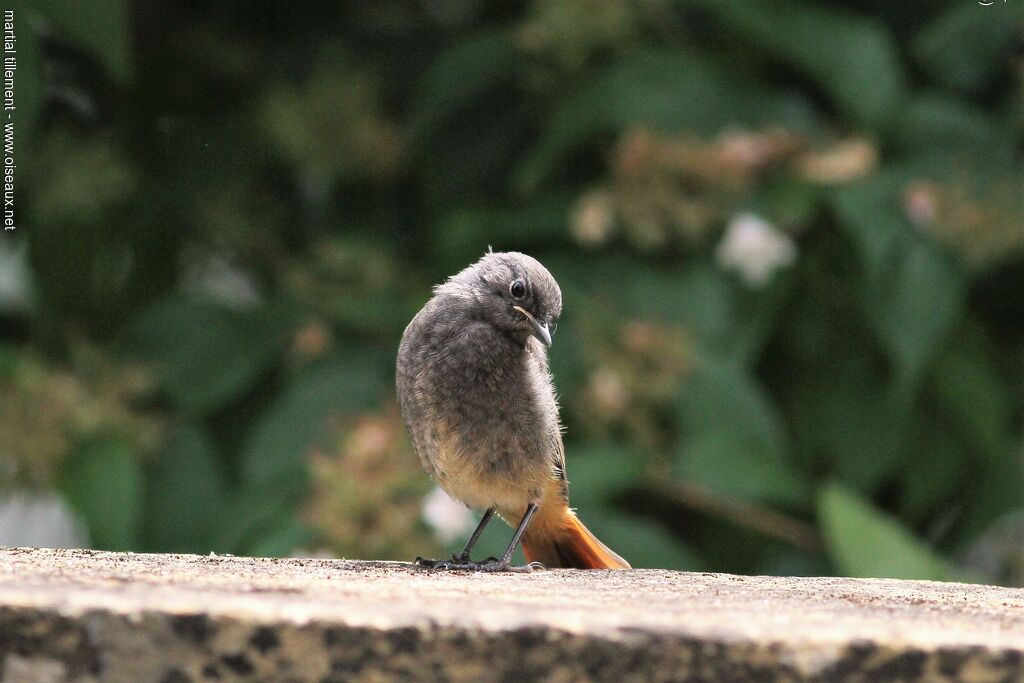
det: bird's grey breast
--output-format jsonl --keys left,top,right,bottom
{"left": 400, "top": 295, "right": 557, "bottom": 478}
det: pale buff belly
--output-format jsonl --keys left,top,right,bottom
{"left": 427, "top": 418, "right": 554, "bottom": 519}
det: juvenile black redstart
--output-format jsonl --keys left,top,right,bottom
{"left": 396, "top": 251, "right": 630, "bottom": 572}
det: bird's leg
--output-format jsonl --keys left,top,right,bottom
{"left": 415, "top": 504, "right": 544, "bottom": 573}
{"left": 479, "top": 502, "right": 544, "bottom": 573}
{"left": 414, "top": 508, "right": 495, "bottom": 569}
{"left": 451, "top": 507, "right": 494, "bottom": 563}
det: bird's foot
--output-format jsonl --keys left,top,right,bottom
{"left": 413, "top": 556, "right": 545, "bottom": 573}
{"left": 477, "top": 559, "right": 546, "bottom": 573}
{"left": 413, "top": 556, "right": 476, "bottom": 570}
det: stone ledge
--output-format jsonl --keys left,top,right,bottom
{"left": 1, "top": 548, "right": 1022, "bottom": 682}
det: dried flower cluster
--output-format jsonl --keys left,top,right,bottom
{"left": 571, "top": 127, "right": 877, "bottom": 250}
{"left": 575, "top": 319, "right": 693, "bottom": 450}
{"left": 306, "top": 407, "right": 436, "bottom": 561}
{"left": 0, "top": 346, "right": 160, "bottom": 491}
{"left": 261, "top": 61, "right": 404, "bottom": 183}
{"left": 904, "top": 179, "right": 1024, "bottom": 269}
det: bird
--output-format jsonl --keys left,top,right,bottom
{"left": 396, "top": 250, "right": 631, "bottom": 572}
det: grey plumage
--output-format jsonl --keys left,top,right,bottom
{"left": 396, "top": 251, "right": 566, "bottom": 522}
{"left": 396, "top": 251, "right": 629, "bottom": 570}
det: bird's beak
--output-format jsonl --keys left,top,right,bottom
{"left": 513, "top": 305, "right": 552, "bottom": 346}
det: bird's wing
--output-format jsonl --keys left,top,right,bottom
{"left": 396, "top": 308, "right": 441, "bottom": 481}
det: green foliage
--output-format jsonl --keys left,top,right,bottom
{"left": 409, "top": 30, "right": 521, "bottom": 143}
{"left": 690, "top": 0, "right": 905, "bottom": 128}
{"left": 674, "top": 357, "right": 809, "bottom": 507}
{"left": 5, "top": 0, "right": 1023, "bottom": 583}
{"left": 29, "top": 0, "right": 131, "bottom": 82}
{"left": 913, "top": 3, "right": 1024, "bottom": 94}
{"left": 60, "top": 439, "right": 142, "bottom": 550}
{"left": 241, "top": 353, "right": 389, "bottom": 498}
{"left": 123, "top": 298, "right": 296, "bottom": 415}
{"left": 819, "top": 483, "right": 948, "bottom": 581}
{"left": 566, "top": 444, "right": 646, "bottom": 511}
{"left": 142, "top": 426, "right": 226, "bottom": 553}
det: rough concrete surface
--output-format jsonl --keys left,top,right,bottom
{"left": 0, "top": 548, "right": 1022, "bottom": 682}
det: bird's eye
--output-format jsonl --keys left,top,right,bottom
{"left": 509, "top": 279, "right": 526, "bottom": 299}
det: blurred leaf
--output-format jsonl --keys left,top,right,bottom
{"left": 679, "top": 356, "right": 784, "bottom": 450}
{"left": 762, "top": 549, "right": 830, "bottom": 578}
{"left": 212, "top": 489, "right": 294, "bottom": 554}
{"left": 832, "top": 169, "right": 914, "bottom": 282}
{"left": 123, "top": 297, "right": 294, "bottom": 414}
{"left": 674, "top": 265, "right": 791, "bottom": 365}
{"left": 518, "top": 50, "right": 816, "bottom": 191}
{"left": 25, "top": 134, "right": 141, "bottom": 330}
{"left": 409, "top": 29, "right": 519, "bottom": 143}
{"left": 757, "top": 176, "right": 822, "bottom": 230}
{"left": 867, "top": 241, "right": 966, "bottom": 395}
{"left": 0, "top": 345, "right": 18, "bottom": 374}
{"left": 897, "top": 416, "right": 967, "bottom": 524}
{"left": 931, "top": 330, "right": 1013, "bottom": 462}
{"left": 142, "top": 425, "right": 226, "bottom": 553}
{"left": 814, "top": 357, "right": 905, "bottom": 493}
{"left": 819, "top": 482, "right": 947, "bottom": 580}
{"left": 691, "top": 0, "right": 904, "bottom": 127}
{"left": 565, "top": 443, "right": 646, "bottom": 510}
{"left": 32, "top": 0, "right": 131, "bottom": 82}
{"left": 241, "top": 352, "right": 388, "bottom": 498}
{"left": 674, "top": 356, "right": 809, "bottom": 506}
{"left": 418, "top": 96, "right": 535, "bottom": 205}
{"left": 435, "top": 195, "right": 573, "bottom": 270}
{"left": 913, "top": 3, "right": 1024, "bottom": 94}
{"left": 628, "top": 263, "right": 735, "bottom": 342}
{"left": 675, "top": 431, "right": 806, "bottom": 508}
{"left": 244, "top": 514, "right": 314, "bottom": 558}
{"left": 892, "top": 95, "right": 1001, "bottom": 162}
{"left": 834, "top": 173, "right": 966, "bottom": 392}
{"left": 60, "top": 439, "right": 142, "bottom": 550}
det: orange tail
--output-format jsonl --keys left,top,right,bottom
{"left": 521, "top": 510, "right": 631, "bottom": 569}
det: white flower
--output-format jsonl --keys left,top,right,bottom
{"left": 421, "top": 485, "right": 474, "bottom": 544}
{"left": 0, "top": 491, "right": 89, "bottom": 549}
{"left": 715, "top": 213, "right": 797, "bottom": 287}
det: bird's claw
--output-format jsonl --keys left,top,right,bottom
{"left": 413, "top": 556, "right": 546, "bottom": 573}
{"left": 478, "top": 560, "right": 546, "bottom": 573}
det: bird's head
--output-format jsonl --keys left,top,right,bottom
{"left": 442, "top": 251, "right": 562, "bottom": 347}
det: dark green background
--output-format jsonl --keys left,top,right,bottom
{"left": 2, "top": 0, "right": 1022, "bottom": 584}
